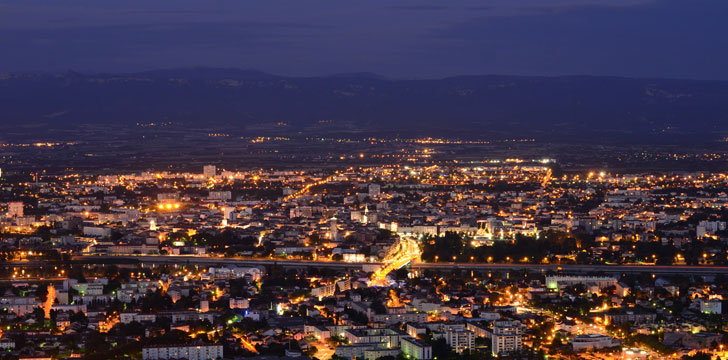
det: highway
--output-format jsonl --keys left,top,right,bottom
{"left": 370, "top": 237, "right": 421, "bottom": 286}
{"left": 49, "top": 255, "right": 728, "bottom": 275}
{"left": 69, "top": 255, "right": 374, "bottom": 271}
{"left": 411, "top": 262, "right": 728, "bottom": 275}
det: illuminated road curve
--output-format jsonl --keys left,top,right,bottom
{"left": 60, "top": 256, "right": 728, "bottom": 275}
{"left": 370, "top": 237, "right": 421, "bottom": 286}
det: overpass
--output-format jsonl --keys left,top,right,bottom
{"left": 411, "top": 262, "right": 728, "bottom": 275}
{"left": 370, "top": 236, "right": 421, "bottom": 286}
{"left": 58, "top": 255, "right": 728, "bottom": 276}
{"left": 69, "top": 255, "right": 374, "bottom": 271}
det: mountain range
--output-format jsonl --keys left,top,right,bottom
{"left": 2, "top": 67, "right": 728, "bottom": 142}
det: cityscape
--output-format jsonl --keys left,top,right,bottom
{"left": 3, "top": 0, "right": 728, "bottom": 359}
{"left": 2, "top": 149, "right": 728, "bottom": 359}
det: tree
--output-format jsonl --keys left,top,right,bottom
{"left": 35, "top": 282, "right": 50, "bottom": 302}
{"left": 70, "top": 310, "right": 87, "bottom": 323}
{"left": 682, "top": 353, "right": 711, "bottom": 360}
{"left": 304, "top": 346, "right": 318, "bottom": 357}
{"left": 394, "top": 267, "right": 409, "bottom": 280}
{"left": 117, "top": 321, "right": 146, "bottom": 337}
{"left": 430, "top": 338, "right": 457, "bottom": 360}
{"left": 370, "top": 299, "right": 387, "bottom": 314}
{"left": 32, "top": 307, "right": 46, "bottom": 323}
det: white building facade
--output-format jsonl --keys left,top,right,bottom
{"left": 492, "top": 320, "right": 522, "bottom": 355}
{"left": 142, "top": 345, "right": 223, "bottom": 360}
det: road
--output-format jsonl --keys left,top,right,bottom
{"left": 311, "top": 340, "right": 334, "bottom": 360}
{"left": 370, "top": 237, "right": 421, "bottom": 286}
{"left": 411, "top": 262, "right": 728, "bottom": 275}
{"left": 47, "top": 255, "right": 728, "bottom": 275}
{"left": 67, "top": 255, "right": 375, "bottom": 270}
{"left": 282, "top": 173, "right": 339, "bottom": 202}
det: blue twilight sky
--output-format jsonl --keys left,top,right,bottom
{"left": 0, "top": 0, "right": 726, "bottom": 79}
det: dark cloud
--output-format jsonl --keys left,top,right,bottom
{"left": 388, "top": 5, "right": 450, "bottom": 11}
{"left": 0, "top": 0, "right": 725, "bottom": 79}
{"left": 465, "top": 6, "right": 494, "bottom": 11}
{"left": 0, "top": 21, "right": 324, "bottom": 72}
{"left": 426, "top": 0, "right": 728, "bottom": 79}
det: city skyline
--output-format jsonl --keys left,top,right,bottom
{"left": 2, "top": 1, "right": 728, "bottom": 359}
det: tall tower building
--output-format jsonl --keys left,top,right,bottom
{"left": 203, "top": 165, "right": 217, "bottom": 178}
{"left": 222, "top": 206, "right": 234, "bottom": 221}
{"left": 362, "top": 205, "right": 369, "bottom": 224}
{"left": 7, "top": 202, "right": 23, "bottom": 218}
{"left": 330, "top": 217, "right": 339, "bottom": 241}
{"left": 492, "top": 320, "right": 522, "bottom": 355}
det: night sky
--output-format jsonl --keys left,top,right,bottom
{"left": 1, "top": 0, "right": 726, "bottom": 79}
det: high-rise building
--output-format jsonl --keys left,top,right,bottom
{"left": 221, "top": 207, "right": 234, "bottom": 221}
{"left": 142, "top": 344, "right": 222, "bottom": 360}
{"left": 208, "top": 191, "right": 232, "bottom": 201}
{"left": 445, "top": 329, "right": 475, "bottom": 353}
{"left": 401, "top": 337, "right": 432, "bottom": 360}
{"left": 492, "top": 320, "right": 522, "bottom": 355}
{"left": 229, "top": 298, "right": 249, "bottom": 309}
{"left": 368, "top": 183, "right": 381, "bottom": 197}
{"left": 330, "top": 217, "right": 339, "bottom": 241}
{"left": 7, "top": 202, "right": 23, "bottom": 218}
{"left": 203, "top": 165, "right": 216, "bottom": 178}
{"left": 698, "top": 298, "right": 722, "bottom": 314}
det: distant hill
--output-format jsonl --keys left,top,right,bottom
{"left": 2, "top": 68, "right": 728, "bottom": 142}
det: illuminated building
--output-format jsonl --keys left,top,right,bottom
{"left": 570, "top": 334, "right": 619, "bottom": 351}
{"left": 698, "top": 298, "right": 722, "bottom": 314}
{"left": 368, "top": 183, "right": 381, "bottom": 197}
{"left": 229, "top": 298, "right": 249, "bottom": 309}
{"left": 7, "top": 201, "right": 23, "bottom": 218}
{"left": 142, "top": 344, "right": 222, "bottom": 360}
{"left": 443, "top": 329, "right": 475, "bottom": 354}
{"left": 203, "top": 165, "right": 216, "bottom": 178}
{"left": 491, "top": 320, "right": 522, "bottom": 355}
{"left": 545, "top": 275, "right": 617, "bottom": 291}
{"left": 401, "top": 337, "right": 432, "bottom": 360}
{"left": 330, "top": 216, "right": 339, "bottom": 241}
{"left": 208, "top": 191, "right": 231, "bottom": 201}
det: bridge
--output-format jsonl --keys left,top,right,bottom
{"left": 411, "top": 262, "right": 728, "bottom": 275}
{"left": 369, "top": 236, "right": 421, "bottom": 286}
{"left": 68, "top": 255, "right": 373, "bottom": 271}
